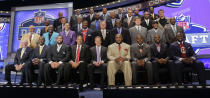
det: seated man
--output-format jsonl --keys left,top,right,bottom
{"left": 66, "top": 35, "right": 90, "bottom": 91}
{"left": 150, "top": 34, "right": 176, "bottom": 85}
{"left": 88, "top": 36, "right": 107, "bottom": 89}
{"left": 170, "top": 33, "right": 205, "bottom": 85}
{"left": 44, "top": 35, "right": 70, "bottom": 85}
{"left": 107, "top": 34, "right": 132, "bottom": 86}
{"left": 131, "top": 34, "right": 153, "bottom": 85}
{"left": 5, "top": 40, "right": 33, "bottom": 85}
{"left": 30, "top": 37, "right": 49, "bottom": 85}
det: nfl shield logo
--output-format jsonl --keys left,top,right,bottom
{"left": 176, "top": 14, "right": 191, "bottom": 30}
{"left": 0, "top": 23, "right": 5, "bottom": 31}
{"left": 34, "top": 10, "right": 46, "bottom": 24}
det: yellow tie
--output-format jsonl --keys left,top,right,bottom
{"left": 39, "top": 46, "right": 43, "bottom": 55}
{"left": 20, "top": 49, "right": 25, "bottom": 59}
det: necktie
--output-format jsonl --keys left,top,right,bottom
{"left": 173, "top": 25, "right": 177, "bottom": 36}
{"left": 156, "top": 44, "right": 161, "bottom": 52}
{"left": 76, "top": 45, "right": 81, "bottom": 63}
{"left": 179, "top": 43, "right": 186, "bottom": 58}
{"left": 78, "top": 24, "right": 81, "bottom": 32}
{"left": 139, "top": 45, "right": 143, "bottom": 54}
{"left": 45, "top": 27, "right": 48, "bottom": 32}
{"left": 117, "top": 28, "right": 121, "bottom": 34}
{"left": 112, "top": 19, "right": 115, "bottom": 27}
{"left": 96, "top": 47, "right": 101, "bottom": 62}
{"left": 39, "top": 46, "right": 43, "bottom": 55}
{"left": 152, "top": 14, "right": 154, "bottom": 19}
{"left": 20, "top": 48, "right": 25, "bottom": 59}
{"left": 96, "top": 20, "right": 100, "bottom": 30}
{"left": 82, "top": 29, "right": 87, "bottom": 42}
{"left": 118, "top": 44, "right": 121, "bottom": 51}
{"left": 102, "top": 30, "right": 106, "bottom": 40}
{"left": 137, "top": 26, "right": 140, "bottom": 32}
{"left": 128, "top": 17, "right": 131, "bottom": 25}
{"left": 29, "top": 34, "right": 32, "bottom": 43}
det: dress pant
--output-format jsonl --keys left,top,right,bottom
{"left": 88, "top": 63, "right": 106, "bottom": 86}
{"left": 132, "top": 61, "right": 153, "bottom": 85}
{"left": 107, "top": 61, "right": 132, "bottom": 86}
{"left": 152, "top": 60, "right": 176, "bottom": 83}
{"left": 28, "top": 62, "right": 46, "bottom": 83}
{"left": 44, "top": 63, "right": 66, "bottom": 84}
{"left": 4, "top": 63, "right": 28, "bottom": 83}
{"left": 64, "top": 62, "right": 87, "bottom": 85}
{"left": 175, "top": 60, "right": 205, "bottom": 85}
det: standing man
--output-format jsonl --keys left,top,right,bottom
{"left": 107, "top": 34, "right": 132, "bottom": 86}
{"left": 100, "top": 7, "right": 109, "bottom": 21}
{"left": 90, "top": 13, "right": 101, "bottom": 32}
{"left": 60, "top": 23, "right": 76, "bottom": 46}
{"left": 141, "top": 11, "right": 153, "bottom": 30}
{"left": 56, "top": 17, "right": 67, "bottom": 33}
{"left": 129, "top": 17, "right": 147, "bottom": 44}
{"left": 106, "top": 11, "right": 117, "bottom": 30}
{"left": 73, "top": 16, "right": 83, "bottom": 34}
{"left": 131, "top": 35, "right": 153, "bottom": 85}
{"left": 149, "top": 7, "right": 158, "bottom": 20}
{"left": 19, "top": 25, "right": 40, "bottom": 49}
{"left": 116, "top": 8, "right": 126, "bottom": 21}
{"left": 53, "top": 12, "right": 63, "bottom": 31}
{"left": 44, "top": 35, "right": 71, "bottom": 85}
{"left": 134, "top": 8, "right": 142, "bottom": 18}
{"left": 88, "top": 36, "right": 107, "bottom": 89}
{"left": 40, "top": 20, "right": 50, "bottom": 36}
{"left": 156, "top": 9, "right": 169, "bottom": 31}
{"left": 123, "top": 9, "right": 135, "bottom": 29}
{"left": 43, "top": 25, "right": 59, "bottom": 46}
{"left": 70, "top": 9, "right": 83, "bottom": 29}
{"left": 86, "top": 7, "right": 95, "bottom": 27}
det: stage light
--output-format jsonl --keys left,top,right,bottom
{"left": 135, "top": 86, "right": 142, "bottom": 89}
{"left": 143, "top": 86, "right": 150, "bottom": 89}
{"left": 196, "top": 86, "right": 203, "bottom": 88}
{"left": 152, "top": 86, "right": 159, "bottom": 89}
{"left": 118, "top": 86, "right": 125, "bottom": 89}
{"left": 178, "top": 86, "right": 185, "bottom": 88}
{"left": 187, "top": 86, "right": 193, "bottom": 88}
{"left": 206, "top": 86, "right": 210, "bottom": 88}
{"left": 169, "top": 86, "right": 176, "bottom": 88}
{"left": 160, "top": 86, "right": 167, "bottom": 89}
{"left": 126, "top": 86, "right": 133, "bottom": 89}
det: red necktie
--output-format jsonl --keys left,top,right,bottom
{"left": 179, "top": 43, "right": 186, "bottom": 58}
{"left": 82, "top": 29, "right": 87, "bottom": 42}
{"left": 118, "top": 44, "right": 121, "bottom": 51}
{"left": 76, "top": 45, "right": 81, "bottom": 63}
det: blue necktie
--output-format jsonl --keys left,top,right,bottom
{"left": 96, "top": 47, "right": 101, "bottom": 62}
{"left": 96, "top": 21, "right": 100, "bottom": 30}
{"left": 117, "top": 28, "right": 121, "bottom": 34}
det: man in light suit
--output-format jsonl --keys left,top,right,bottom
{"left": 147, "top": 21, "right": 165, "bottom": 45}
{"left": 131, "top": 35, "right": 153, "bottom": 85}
{"left": 60, "top": 23, "right": 76, "bottom": 46}
{"left": 165, "top": 17, "right": 185, "bottom": 45}
{"left": 19, "top": 25, "right": 40, "bottom": 49}
{"left": 129, "top": 17, "right": 147, "bottom": 44}
{"left": 56, "top": 17, "right": 67, "bottom": 33}
{"left": 107, "top": 34, "right": 132, "bottom": 86}
{"left": 123, "top": 10, "right": 135, "bottom": 29}
{"left": 90, "top": 13, "right": 101, "bottom": 32}
{"left": 88, "top": 36, "right": 107, "bottom": 89}
{"left": 43, "top": 25, "right": 59, "bottom": 46}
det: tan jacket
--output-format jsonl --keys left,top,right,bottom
{"left": 19, "top": 33, "right": 40, "bottom": 49}
{"left": 107, "top": 42, "right": 130, "bottom": 61}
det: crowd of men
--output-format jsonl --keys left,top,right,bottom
{"left": 4, "top": 7, "right": 206, "bottom": 91}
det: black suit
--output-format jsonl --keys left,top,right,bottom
{"left": 77, "top": 28, "right": 94, "bottom": 47}
{"left": 44, "top": 44, "right": 71, "bottom": 84}
{"left": 141, "top": 18, "right": 153, "bottom": 30}
{"left": 106, "top": 18, "right": 117, "bottom": 30}
{"left": 110, "top": 27, "right": 131, "bottom": 45}
{"left": 86, "top": 14, "right": 95, "bottom": 28}
{"left": 53, "top": 18, "right": 62, "bottom": 31}
{"left": 88, "top": 46, "right": 107, "bottom": 87}
{"left": 93, "top": 30, "right": 110, "bottom": 47}
{"left": 30, "top": 45, "right": 49, "bottom": 83}
{"left": 150, "top": 43, "right": 176, "bottom": 83}
{"left": 170, "top": 42, "right": 205, "bottom": 85}
{"left": 5, "top": 47, "right": 33, "bottom": 84}
{"left": 65, "top": 45, "right": 90, "bottom": 85}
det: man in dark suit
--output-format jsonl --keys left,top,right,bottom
{"left": 44, "top": 35, "right": 71, "bottom": 85}
{"left": 141, "top": 11, "right": 153, "bottom": 30}
{"left": 78, "top": 20, "right": 94, "bottom": 47}
{"left": 86, "top": 7, "right": 95, "bottom": 27}
{"left": 70, "top": 9, "right": 83, "bottom": 30}
{"left": 56, "top": 17, "right": 67, "bottom": 33}
{"left": 149, "top": 7, "right": 158, "bottom": 20}
{"left": 53, "top": 12, "right": 63, "bottom": 31}
{"left": 131, "top": 34, "right": 153, "bottom": 85}
{"left": 165, "top": 17, "right": 185, "bottom": 46}
{"left": 40, "top": 20, "right": 50, "bottom": 36}
{"left": 93, "top": 21, "right": 110, "bottom": 47}
{"left": 134, "top": 8, "right": 142, "bottom": 18}
{"left": 66, "top": 35, "right": 90, "bottom": 91}
{"left": 150, "top": 34, "right": 176, "bottom": 85}
{"left": 100, "top": 7, "right": 109, "bottom": 21}
{"left": 30, "top": 36, "right": 49, "bottom": 85}
{"left": 88, "top": 36, "right": 107, "bottom": 89}
{"left": 123, "top": 9, "right": 135, "bottom": 29}
{"left": 4, "top": 40, "right": 33, "bottom": 85}
{"left": 72, "top": 16, "right": 83, "bottom": 34}
{"left": 170, "top": 33, "right": 206, "bottom": 85}
{"left": 116, "top": 8, "right": 126, "bottom": 21}
{"left": 110, "top": 19, "right": 131, "bottom": 45}
{"left": 106, "top": 11, "right": 117, "bottom": 30}
{"left": 90, "top": 13, "right": 101, "bottom": 32}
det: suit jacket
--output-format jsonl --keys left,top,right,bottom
{"left": 71, "top": 44, "right": 90, "bottom": 63}
{"left": 150, "top": 43, "right": 169, "bottom": 61}
{"left": 110, "top": 28, "right": 131, "bottom": 45}
{"left": 131, "top": 43, "right": 151, "bottom": 62}
{"left": 107, "top": 42, "right": 131, "bottom": 61}
{"left": 47, "top": 44, "right": 71, "bottom": 62}
{"left": 90, "top": 46, "right": 107, "bottom": 63}
{"left": 60, "top": 30, "right": 76, "bottom": 46}
{"left": 90, "top": 20, "right": 101, "bottom": 31}
{"left": 56, "top": 24, "right": 65, "bottom": 34}
{"left": 123, "top": 16, "right": 135, "bottom": 29}
{"left": 146, "top": 28, "right": 165, "bottom": 45}
{"left": 150, "top": 13, "right": 159, "bottom": 20}
{"left": 43, "top": 32, "right": 59, "bottom": 46}
{"left": 169, "top": 41, "right": 196, "bottom": 60}
{"left": 164, "top": 24, "right": 185, "bottom": 44}
{"left": 93, "top": 29, "right": 110, "bottom": 47}
{"left": 141, "top": 18, "right": 153, "bottom": 30}
{"left": 72, "top": 23, "right": 82, "bottom": 34}
{"left": 53, "top": 18, "right": 61, "bottom": 31}
{"left": 106, "top": 18, "right": 117, "bottom": 30}
{"left": 70, "top": 15, "right": 83, "bottom": 30}
{"left": 116, "top": 13, "right": 126, "bottom": 21}
{"left": 100, "top": 14, "right": 110, "bottom": 21}
{"left": 19, "top": 33, "right": 40, "bottom": 49}
{"left": 32, "top": 45, "right": 49, "bottom": 63}
{"left": 156, "top": 18, "right": 170, "bottom": 31}
{"left": 129, "top": 26, "right": 147, "bottom": 44}
{"left": 86, "top": 14, "right": 96, "bottom": 27}
{"left": 78, "top": 28, "right": 94, "bottom": 47}
{"left": 14, "top": 47, "right": 33, "bottom": 65}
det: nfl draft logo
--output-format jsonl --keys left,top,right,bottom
{"left": 0, "top": 23, "right": 5, "bottom": 31}
{"left": 34, "top": 10, "right": 46, "bottom": 24}
{"left": 176, "top": 14, "right": 190, "bottom": 30}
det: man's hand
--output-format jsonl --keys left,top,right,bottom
{"left": 93, "top": 61, "right": 100, "bottom": 67}
{"left": 33, "top": 58, "right": 40, "bottom": 65}
{"left": 71, "top": 61, "right": 80, "bottom": 69}
{"left": 50, "top": 62, "right": 56, "bottom": 69}
{"left": 54, "top": 62, "right": 60, "bottom": 69}
{"left": 137, "top": 60, "right": 145, "bottom": 67}
{"left": 182, "top": 58, "right": 191, "bottom": 64}
{"left": 161, "top": 58, "right": 167, "bottom": 64}
{"left": 115, "top": 57, "right": 121, "bottom": 63}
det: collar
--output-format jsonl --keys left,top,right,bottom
{"left": 138, "top": 43, "right": 144, "bottom": 47}
{"left": 177, "top": 41, "right": 184, "bottom": 44}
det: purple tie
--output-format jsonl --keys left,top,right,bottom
{"left": 96, "top": 47, "right": 101, "bottom": 62}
